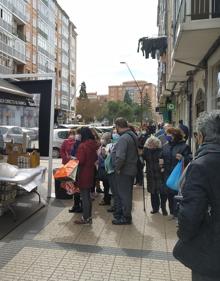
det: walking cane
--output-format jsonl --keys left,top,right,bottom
{"left": 142, "top": 170, "right": 146, "bottom": 212}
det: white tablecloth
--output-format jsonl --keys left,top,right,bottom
{"left": 0, "top": 166, "right": 47, "bottom": 192}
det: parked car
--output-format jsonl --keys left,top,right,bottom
{"left": 21, "top": 127, "right": 38, "bottom": 141}
{"left": 93, "top": 126, "right": 113, "bottom": 133}
{"left": 0, "top": 126, "right": 31, "bottom": 146}
{"left": 52, "top": 128, "right": 69, "bottom": 158}
{"left": 52, "top": 126, "right": 103, "bottom": 158}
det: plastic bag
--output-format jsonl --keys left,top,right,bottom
{"left": 60, "top": 181, "right": 80, "bottom": 195}
{"left": 166, "top": 159, "right": 184, "bottom": 191}
{"left": 0, "top": 163, "right": 18, "bottom": 178}
{"left": 54, "top": 159, "right": 79, "bottom": 180}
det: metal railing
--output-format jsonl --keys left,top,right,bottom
{"left": 0, "top": 41, "right": 25, "bottom": 63}
{"left": 173, "top": 0, "right": 220, "bottom": 44}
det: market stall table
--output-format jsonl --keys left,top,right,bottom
{"left": 0, "top": 166, "right": 46, "bottom": 220}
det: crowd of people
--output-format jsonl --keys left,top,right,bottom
{"left": 59, "top": 110, "right": 220, "bottom": 281}
{"left": 59, "top": 117, "right": 192, "bottom": 224}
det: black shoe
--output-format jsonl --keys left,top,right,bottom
{"left": 150, "top": 210, "right": 159, "bottom": 214}
{"left": 112, "top": 218, "right": 132, "bottom": 225}
{"left": 162, "top": 209, "right": 168, "bottom": 216}
{"left": 107, "top": 206, "right": 115, "bottom": 212}
{"left": 69, "top": 206, "right": 83, "bottom": 213}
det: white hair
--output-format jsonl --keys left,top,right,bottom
{"left": 144, "top": 135, "right": 162, "bottom": 149}
{"left": 196, "top": 110, "right": 220, "bottom": 144}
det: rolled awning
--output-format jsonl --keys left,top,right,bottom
{"left": 0, "top": 79, "right": 35, "bottom": 106}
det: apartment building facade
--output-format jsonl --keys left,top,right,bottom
{"left": 0, "top": 0, "right": 77, "bottom": 123}
{"left": 157, "top": 0, "right": 220, "bottom": 145}
{"left": 108, "top": 80, "right": 157, "bottom": 108}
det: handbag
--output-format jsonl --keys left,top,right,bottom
{"left": 166, "top": 159, "right": 184, "bottom": 191}
{"left": 54, "top": 159, "right": 79, "bottom": 181}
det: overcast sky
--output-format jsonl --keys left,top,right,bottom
{"left": 58, "top": 0, "right": 158, "bottom": 95}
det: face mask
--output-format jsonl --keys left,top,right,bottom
{"left": 75, "top": 134, "right": 81, "bottom": 141}
{"left": 165, "top": 135, "right": 173, "bottom": 143}
{"left": 112, "top": 133, "right": 120, "bottom": 143}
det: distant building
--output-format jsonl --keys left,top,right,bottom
{"left": 108, "top": 80, "right": 157, "bottom": 109}
{"left": 0, "top": 0, "right": 77, "bottom": 123}
{"left": 87, "top": 92, "right": 98, "bottom": 100}
{"left": 97, "top": 95, "right": 108, "bottom": 103}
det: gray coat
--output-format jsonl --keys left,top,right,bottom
{"left": 112, "top": 130, "right": 138, "bottom": 176}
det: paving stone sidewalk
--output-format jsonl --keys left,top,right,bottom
{"left": 0, "top": 169, "right": 191, "bottom": 281}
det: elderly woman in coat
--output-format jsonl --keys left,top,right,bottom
{"left": 74, "top": 127, "right": 98, "bottom": 225}
{"left": 159, "top": 127, "right": 192, "bottom": 216}
{"left": 173, "top": 110, "right": 220, "bottom": 281}
{"left": 143, "top": 136, "right": 168, "bottom": 215}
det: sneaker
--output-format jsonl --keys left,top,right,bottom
{"left": 74, "top": 217, "right": 92, "bottom": 225}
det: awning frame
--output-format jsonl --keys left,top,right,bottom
{"left": 0, "top": 73, "right": 56, "bottom": 198}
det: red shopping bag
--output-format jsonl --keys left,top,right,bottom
{"left": 60, "top": 181, "right": 80, "bottom": 195}
{"left": 54, "top": 159, "right": 79, "bottom": 180}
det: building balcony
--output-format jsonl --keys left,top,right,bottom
{"left": 12, "top": 28, "right": 26, "bottom": 42}
{"left": 12, "top": 1, "right": 26, "bottom": 23}
{"left": 169, "top": 0, "right": 220, "bottom": 83}
{"left": 0, "top": 64, "right": 13, "bottom": 74}
{"left": 0, "top": 17, "right": 12, "bottom": 34}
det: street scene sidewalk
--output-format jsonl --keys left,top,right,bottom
{"left": 0, "top": 160, "right": 191, "bottom": 281}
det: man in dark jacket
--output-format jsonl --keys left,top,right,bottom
{"left": 179, "top": 120, "right": 189, "bottom": 141}
{"left": 173, "top": 110, "right": 220, "bottom": 281}
{"left": 111, "top": 117, "right": 138, "bottom": 225}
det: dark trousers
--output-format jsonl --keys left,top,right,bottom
{"left": 167, "top": 190, "right": 178, "bottom": 215}
{"left": 108, "top": 173, "right": 117, "bottom": 210}
{"left": 115, "top": 174, "right": 134, "bottom": 221}
{"left": 91, "top": 167, "right": 97, "bottom": 193}
{"left": 80, "top": 188, "right": 92, "bottom": 220}
{"left": 102, "top": 177, "right": 111, "bottom": 204}
{"left": 192, "top": 271, "right": 220, "bottom": 281}
{"left": 135, "top": 158, "right": 144, "bottom": 185}
{"left": 74, "top": 192, "right": 81, "bottom": 207}
{"left": 150, "top": 193, "right": 167, "bottom": 212}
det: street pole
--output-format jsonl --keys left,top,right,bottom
{"left": 120, "top": 62, "right": 143, "bottom": 128}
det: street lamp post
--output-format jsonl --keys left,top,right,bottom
{"left": 120, "top": 62, "right": 144, "bottom": 128}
